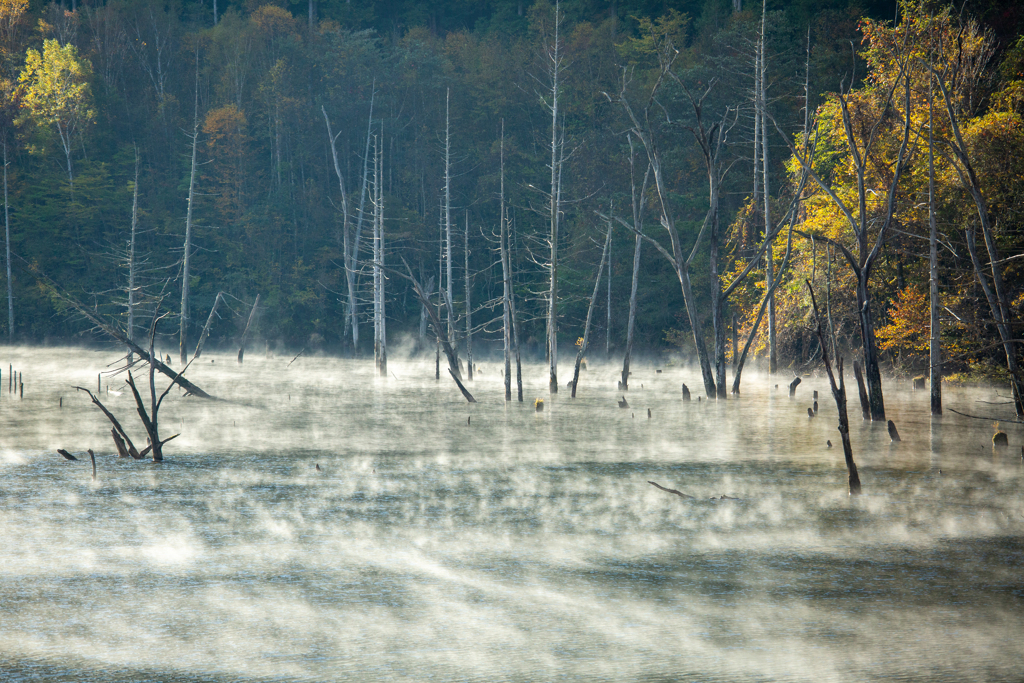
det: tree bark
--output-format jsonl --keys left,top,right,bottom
{"left": 237, "top": 293, "right": 260, "bottom": 364}
{"left": 571, "top": 222, "right": 611, "bottom": 397}
{"left": 808, "top": 281, "right": 861, "bottom": 495}
{"left": 193, "top": 291, "right": 224, "bottom": 359}
{"left": 464, "top": 211, "right": 473, "bottom": 380}
{"left": 3, "top": 138, "right": 11, "bottom": 341}
{"left": 180, "top": 55, "right": 200, "bottom": 365}
{"left": 928, "top": 67, "right": 941, "bottom": 415}
{"left": 546, "top": 3, "right": 564, "bottom": 394}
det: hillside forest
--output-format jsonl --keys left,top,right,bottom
{"left": 1, "top": 0, "right": 1024, "bottom": 416}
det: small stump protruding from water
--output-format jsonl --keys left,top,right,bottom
{"left": 888, "top": 420, "right": 901, "bottom": 443}
{"left": 913, "top": 376, "right": 926, "bottom": 391}
{"left": 681, "top": 384, "right": 690, "bottom": 401}
{"left": 993, "top": 432, "right": 1009, "bottom": 447}
{"left": 813, "top": 390, "right": 818, "bottom": 399}
{"left": 826, "top": 440, "right": 832, "bottom": 449}
{"left": 618, "top": 396, "right": 629, "bottom": 409}
{"left": 789, "top": 377, "right": 802, "bottom": 397}
{"left": 534, "top": 398, "right": 544, "bottom": 412}
{"left": 807, "top": 408, "right": 814, "bottom": 418}
{"left": 647, "top": 408, "right": 651, "bottom": 419}
{"left": 813, "top": 400, "right": 818, "bottom": 414}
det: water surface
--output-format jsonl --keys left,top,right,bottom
{"left": 1, "top": 347, "right": 1022, "bottom": 682}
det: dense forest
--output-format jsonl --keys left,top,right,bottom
{"left": 1, "top": 0, "right": 1023, "bottom": 407}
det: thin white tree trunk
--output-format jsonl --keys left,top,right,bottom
{"left": 927, "top": 65, "right": 941, "bottom": 415}
{"left": 350, "top": 82, "right": 376, "bottom": 354}
{"left": 180, "top": 63, "right": 200, "bottom": 364}
{"left": 464, "top": 210, "right": 473, "bottom": 380}
{"left": 128, "top": 146, "right": 139, "bottom": 360}
{"left": 444, "top": 89, "right": 457, "bottom": 359}
{"left": 3, "top": 138, "right": 12, "bottom": 341}
{"left": 571, "top": 222, "right": 611, "bottom": 397}
{"left": 547, "top": 1, "right": 563, "bottom": 394}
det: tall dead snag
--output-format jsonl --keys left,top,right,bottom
{"left": 464, "top": 211, "right": 473, "bottom": 381}
{"left": 571, "top": 221, "right": 612, "bottom": 398}
{"left": 807, "top": 280, "right": 861, "bottom": 495}
{"left": 620, "top": 135, "right": 649, "bottom": 391}
{"left": 608, "top": 30, "right": 722, "bottom": 400}
{"left": 499, "top": 123, "right": 524, "bottom": 403}
{"left": 180, "top": 48, "right": 201, "bottom": 365}
{"left": 237, "top": 293, "right": 260, "bottom": 363}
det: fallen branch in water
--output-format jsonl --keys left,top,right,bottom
{"left": 647, "top": 481, "right": 694, "bottom": 499}
{"left": 947, "top": 407, "right": 1024, "bottom": 424}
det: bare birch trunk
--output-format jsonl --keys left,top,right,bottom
{"left": 464, "top": 211, "right": 473, "bottom": 380}
{"left": 547, "top": 2, "right": 563, "bottom": 394}
{"left": 571, "top": 222, "right": 611, "bottom": 397}
{"left": 128, "top": 147, "right": 139, "bottom": 360}
{"left": 4, "top": 138, "right": 13, "bottom": 340}
{"left": 180, "top": 61, "right": 200, "bottom": 365}
{"left": 500, "top": 123, "right": 512, "bottom": 401}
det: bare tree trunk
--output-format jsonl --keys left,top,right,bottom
{"left": 373, "top": 132, "right": 382, "bottom": 374}
{"left": 571, "top": 222, "right": 612, "bottom": 397}
{"left": 444, "top": 89, "right": 457, "bottom": 361}
{"left": 621, "top": 140, "right": 646, "bottom": 391}
{"left": 180, "top": 57, "right": 200, "bottom": 365}
{"left": 500, "top": 123, "right": 513, "bottom": 401}
{"left": 127, "top": 146, "right": 139, "bottom": 361}
{"left": 350, "top": 82, "right": 376, "bottom": 355}
{"left": 758, "top": 0, "right": 776, "bottom": 376}
{"left": 378, "top": 140, "right": 386, "bottom": 377}
{"left": 605, "top": 226, "right": 611, "bottom": 357}
{"left": 3, "top": 138, "right": 12, "bottom": 341}
{"left": 808, "top": 282, "right": 861, "bottom": 495}
{"left": 927, "top": 68, "right": 941, "bottom": 415}
{"left": 464, "top": 211, "right": 473, "bottom": 380}
{"left": 547, "top": 2, "right": 564, "bottom": 394}
{"left": 237, "top": 294, "right": 260, "bottom": 363}
{"left": 193, "top": 292, "right": 224, "bottom": 359}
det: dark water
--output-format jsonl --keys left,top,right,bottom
{"left": 1, "top": 347, "right": 1022, "bottom": 682}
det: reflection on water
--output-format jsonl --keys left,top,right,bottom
{"left": 1, "top": 346, "right": 1022, "bottom": 682}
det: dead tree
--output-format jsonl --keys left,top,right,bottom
{"left": 30, "top": 266, "right": 213, "bottom": 398}
{"left": 180, "top": 49, "right": 201, "bottom": 365}
{"left": 608, "top": 54, "right": 719, "bottom": 399}
{"left": 464, "top": 211, "right": 473, "bottom": 380}
{"left": 395, "top": 255, "right": 474, "bottom": 402}
{"left": 76, "top": 315, "right": 182, "bottom": 462}
{"left": 807, "top": 281, "right": 861, "bottom": 495}
{"left": 237, "top": 293, "right": 260, "bottom": 363}
{"left": 571, "top": 221, "right": 612, "bottom": 397}
{"left": 193, "top": 291, "right": 224, "bottom": 359}
{"left": 499, "top": 123, "right": 523, "bottom": 402}
{"left": 620, "top": 135, "right": 649, "bottom": 391}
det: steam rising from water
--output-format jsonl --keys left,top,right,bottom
{"left": 1, "top": 346, "right": 1022, "bottom": 681}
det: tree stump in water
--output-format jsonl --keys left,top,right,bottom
{"left": 534, "top": 398, "right": 544, "bottom": 412}
{"left": 813, "top": 400, "right": 818, "bottom": 414}
{"left": 789, "top": 377, "right": 802, "bottom": 397}
{"left": 888, "top": 420, "right": 901, "bottom": 443}
{"left": 618, "top": 396, "right": 629, "bottom": 409}
{"left": 681, "top": 384, "right": 690, "bottom": 401}
{"left": 913, "top": 376, "right": 926, "bottom": 390}
{"left": 808, "top": 408, "right": 814, "bottom": 418}
{"left": 993, "top": 432, "right": 1008, "bottom": 447}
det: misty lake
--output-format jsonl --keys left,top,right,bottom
{"left": 1, "top": 345, "right": 1022, "bottom": 682}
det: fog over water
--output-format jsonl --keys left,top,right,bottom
{"left": 1, "top": 345, "right": 1022, "bottom": 682}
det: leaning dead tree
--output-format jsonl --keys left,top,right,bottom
{"left": 570, "top": 220, "right": 612, "bottom": 397}
{"left": 28, "top": 263, "right": 213, "bottom": 398}
{"left": 807, "top": 280, "right": 861, "bottom": 495}
{"left": 75, "top": 314, "right": 183, "bottom": 462}
{"left": 395, "top": 255, "right": 475, "bottom": 402}
{"left": 619, "top": 135, "right": 649, "bottom": 391}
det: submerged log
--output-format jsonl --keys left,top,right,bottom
{"left": 57, "top": 449, "right": 77, "bottom": 461}
{"left": 647, "top": 481, "right": 694, "bottom": 499}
